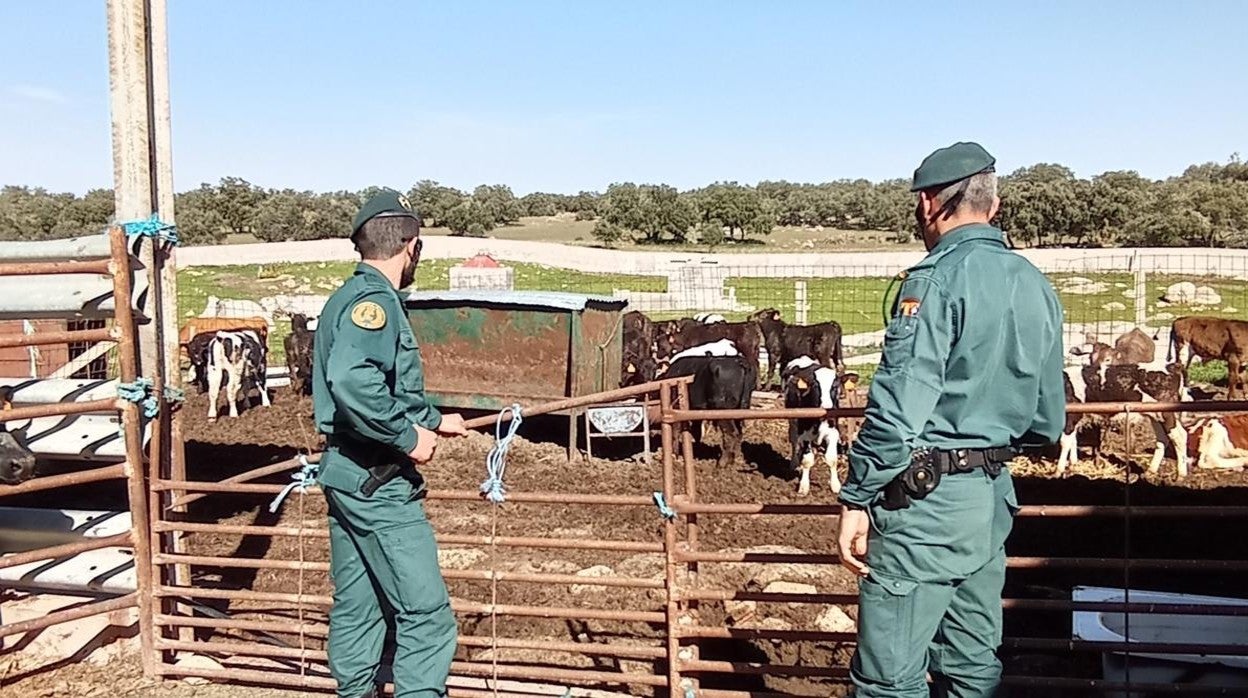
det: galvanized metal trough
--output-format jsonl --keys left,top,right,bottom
{"left": 402, "top": 290, "right": 627, "bottom": 458}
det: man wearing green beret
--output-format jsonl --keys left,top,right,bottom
{"left": 836, "top": 143, "right": 1066, "bottom": 697}
{"left": 312, "top": 189, "right": 468, "bottom": 698}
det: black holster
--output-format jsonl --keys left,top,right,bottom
{"left": 880, "top": 446, "right": 1018, "bottom": 511}
{"left": 328, "top": 435, "right": 420, "bottom": 497}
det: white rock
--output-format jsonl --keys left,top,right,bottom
{"left": 1102, "top": 302, "right": 1127, "bottom": 311}
{"left": 1122, "top": 289, "right": 1138, "bottom": 299}
{"left": 174, "top": 653, "right": 224, "bottom": 686}
{"left": 1154, "top": 312, "right": 1175, "bottom": 321}
{"left": 437, "top": 548, "right": 487, "bottom": 570}
{"left": 1194, "top": 286, "right": 1222, "bottom": 306}
{"left": 1060, "top": 279, "right": 1110, "bottom": 295}
{"left": 763, "top": 581, "right": 818, "bottom": 596}
{"left": 814, "top": 606, "right": 857, "bottom": 634}
{"left": 570, "top": 565, "right": 615, "bottom": 594}
{"left": 1225, "top": 307, "right": 1239, "bottom": 314}
{"left": 1163, "top": 281, "right": 1198, "bottom": 304}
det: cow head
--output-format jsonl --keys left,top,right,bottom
{"left": 748, "top": 308, "right": 784, "bottom": 327}
{"left": 782, "top": 359, "right": 820, "bottom": 405}
{"left": 291, "top": 314, "right": 310, "bottom": 333}
{"left": 0, "top": 388, "right": 35, "bottom": 485}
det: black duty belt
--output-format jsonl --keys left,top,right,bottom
{"left": 327, "top": 435, "right": 424, "bottom": 497}
{"left": 881, "top": 446, "right": 1024, "bottom": 511}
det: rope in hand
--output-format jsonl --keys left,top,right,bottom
{"left": 480, "top": 404, "right": 523, "bottom": 504}
{"left": 479, "top": 404, "right": 523, "bottom": 697}
{"left": 268, "top": 455, "right": 319, "bottom": 513}
{"left": 117, "top": 378, "right": 160, "bottom": 418}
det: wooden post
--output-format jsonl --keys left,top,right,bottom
{"left": 795, "top": 280, "right": 809, "bottom": 325}
{"left": 1134, "top": 259, "right": 1147, "bottom": 328}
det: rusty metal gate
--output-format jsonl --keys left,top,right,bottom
{"left": 133, "top": 376, "right": 1248, "bottom": 696}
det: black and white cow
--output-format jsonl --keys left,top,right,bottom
{"left": 206, "top": 330, "right": 271, "bottom": 421}
{"left": 664, "top": 339, "right": 756, "bottom": 467}
{"left": 0, "top": 386, "right": 36, "bottom": 485}
{"left": 1057, "top": 358, "right": 1191, "bottom": 478}
{"left": 783, "top": 356, "right": 842, "bottom": 495}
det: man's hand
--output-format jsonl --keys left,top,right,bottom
{"left": 409, "top": 425, "right": 439, "bottom": 463}
{"left": 436, "top": 413, "right": 469, "bottom": 437}
{"left": 837, "top": 508, "right": 871, "bottom": 577}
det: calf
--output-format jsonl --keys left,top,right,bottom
{"left": 1169, "top": 316, "right": 1248, "bottom": 398}
{"left": 621, "top": 311, "right": 659, "bottom": 388}
{"left": 0, "top": 387, "right": 36, "bottom": 485}
{"left": 664, "top": 341, "right": 755, "bottom": 467}
{"left": 838, "top": 371, "right": 864, "bottom": 445}
{"left": 748, "top": 308, "right": 845, "bottom": 389}
{"left": 694, "top": 312, "right": 726, "bottom": 324}
{"left": 1186, "top": 414, "right": 1248, "bottom": 470}
{"left": 284, "top": 314, "right": 316, "bottom": 396}
{"left": 783, "top": 356, "right": 842, "bottom": 495}
{"left": 663, "top": 321, "right": 765, "bottom": 383}
{"left": 1058, "top": 359, "right": 1190, "bottom": 477}
{"left": 206, "top": 330, "right": 271, "bottom": 421}
{"left": 1072, "top": 328, "right": 1156, "bottom": 366}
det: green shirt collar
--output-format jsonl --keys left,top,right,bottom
{"left": 354, "top": 262, "right": 394, "bottom": 287}
{"left": 929, "top": 223, "right": 1005, "bottom": 255}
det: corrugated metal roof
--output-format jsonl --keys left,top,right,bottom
{"left": 402, "top": 290, "right": 628, "bottom": 312}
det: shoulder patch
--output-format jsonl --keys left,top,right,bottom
{"left": 350, "top": 301, "right": 387, "bottom": 330}
{"left": 898, "top": 297, "right": 922, "bottom": 317}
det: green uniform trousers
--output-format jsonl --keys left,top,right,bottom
{"left": 850, "top": 467, "right": 1019, "bottom": 698}
{"left": 323, "top": 470, "right": 458, "bottom": 698}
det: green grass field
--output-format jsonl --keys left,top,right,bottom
{"left": 179, "top": 261, "right": 1242, "bottom": 388}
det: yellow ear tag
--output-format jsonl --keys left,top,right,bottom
{"left": 796, "top": 378, "right": 808, "bottom": 391}
{"left": 626, "top": 363, "right": 636, "bottom": 374}
{"left": 843, "top": 379, "right": 857, "bottom": 392}
{"left": 351, "top": 301, "right": 386, "bottom": 330}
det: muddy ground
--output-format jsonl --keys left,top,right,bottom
{"left": 6, "top": 386, "right": 1248, "bottom": 696}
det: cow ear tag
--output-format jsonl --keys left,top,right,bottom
{"left": 796, "top": 378, "right": 808, "bottom": 391}
{"left": 351, "top": 301, "right": 386, "bottom": 330}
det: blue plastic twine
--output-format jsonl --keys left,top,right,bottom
{"left": 652, "top": 492, "right": 677, "bottom": 521}
{"left": 481, "top": 404, "right": 523, "bottom": 504}
{"left": 117, "top": 378, "right": 159, "bottom": 418}
{"left": 269, "top": 455, "right": 319, "bottom": 513}
{"left": 121, "top": 215, "right": 179, "bottom": 246}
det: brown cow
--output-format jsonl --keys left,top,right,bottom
{"left": 1073, "top": 328, "right": 1156, "bottom": 367}
{"left": 1188, "top": 414, "right": 1248, "bottom": 470}
{"left": 661, "top": 320, "right": 765, "bottom": 380}
{"left": 1169, "top": 316, "right": 1248, "bottom": 398}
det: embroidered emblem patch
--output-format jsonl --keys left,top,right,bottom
{"left": 899, "top": 297, "right": 922, "bottom": 317}
{"left": 351, "top": 301, "right": 387, "bottom": 330}
{"left": 397, "top": 194, "right": 412, "bottom": 211}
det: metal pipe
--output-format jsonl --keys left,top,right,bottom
{"left": 0, "top": 531, "right": 131, "bottom": 571}
{"left": 998, "top": 675, "right": 1248, "bottom": 694}
{"left": 677, "top": 589, "right": 858, "bottom": 605}
{"left": 680, "top": 659, "right": 850, "bottom": 679}
{"left": 1007, "top": 557, "right": 1248, "bottom": 571}
{"left": 168, "top": 454, "right": 321, "bottom": 509}
{"left": 110, "top": 225, "right": 157, "bottom": 675}
{"left": 660, "top": 384, "right": 684, "bottom": 698}
{"left": 154, "top": 521, "right": 328, "bottom": 538}
{"left": 677, "top": 378, "right": 701, "bottom": 695}
{"left": 0, "top": 398, "right": 123, "bottom": 424}
{"left": 451, "top": 662, "right": 667, "bottom": 688}
{"left": 1002, "top": 637, "right": 1248, "bottom": 656}
{"left": 0, "top": 463, "right": 126, "bottom": 498}
{"left": 460, "top": 376, "right": 694, "bottom": 431}
{"left": 158, "top": 480, "right": 655, "bottom": 507}
{"left": 438, "top": 534, "right": 662, "bottom": 554}
{"left": 153, "top": 553, "right": 329, "bottom": 572}
{"left": 678, "top": 499, "right": 1248, "bottom": 518}
{"left": 0, "top": 259, "right": 113, "bottom": 276}
{"left": 455, "top": 636, "right": 665, "bottom": 660}
{"left": 678, "top": 551, "right": 838, "bottom": 565}
{"left": 677, "top": 626, "right": 853, "bottom": 643}
{"left": 154, "top": 614, "right": 327, "bottom": 638}
{"left": 1003, "top": 598, "right": 1248, "bottom": 616}
{"left": 666, "top": 399, "right": 1248, "bottom": 423}
{"left": 159, "top": 665, "right": 335, "bottom": 689}
{"left": 0, "top": 593, "right": 138, "bottom": 640}
{"left": 0, "top": 327, "right": 115, "bottom": 350}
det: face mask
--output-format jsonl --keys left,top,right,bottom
{"left": 399, "top": 242, "right": 419, "bottom": 289}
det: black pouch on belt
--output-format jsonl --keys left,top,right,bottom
{"left": 881, "top": 447, "right": 941, "bottom": 511}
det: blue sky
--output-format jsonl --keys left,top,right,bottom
{"left": 2, "top": 1, "right": 1245, "bottom": 195}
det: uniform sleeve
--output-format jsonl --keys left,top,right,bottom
{"left": 840, "top": 274, "right": 952, "bottom": 507}
{"left": 406, "top": 350, "right": 443, "bottom": 431}
{"left": 325, "top": 292, "right": 418, "bottom": 455}
{"left": 1022, "top": 290, "right": 1067, "bottom": 445}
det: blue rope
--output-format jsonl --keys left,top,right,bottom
{"left": 480, "top": 404, "right": 523, "bottom": 504}
{"left": 163, "top": 386, "right": 185, "bottom": 404}
{"left": 685, "top": 687, "right": 696, "bottom": 698}
{"left": 117, "top": 378, "right": 159, "bottom": 418}
{"left": 652, "top": 492, "right": 677, "bottom": 521}
{"left": 269, "top": 455, "right": 320, "bottom": 513}
{"left": 120, "top": 214, "right": 179, "bottom": 246}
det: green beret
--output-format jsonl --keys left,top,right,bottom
{"left": 351, "top": 189, "right": 420, "bottom": 236}
{"left": 910, "top": 142, "right": 996, "bottom": 192}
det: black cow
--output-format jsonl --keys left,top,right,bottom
{"left": 664, "top": 342, "right": 756, "bottom": 467}
{"left": 622, "top": 311, "right": 658, "bottom": 388}
{"left": 284, "top": 314, "right": 316, "bottom": 396}
{"left": 0, "top": 386, "right": 36, "bottom": 485}
{"left": 749, "top": 308, "right": 845, "bottom": 390}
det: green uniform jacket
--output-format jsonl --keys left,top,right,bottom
{"left": 839, "top": 224, "right": 1066, "bottom": 508}
{"left": 312, "top": 264, "right": 442, "bottom": 483}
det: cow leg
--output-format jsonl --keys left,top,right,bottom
{"left": 821, "top": 423, "right": 841, "bottom": 493}
{"left": 1231, "top": 355, "right": 1244, "bottom": 400}
{"left": 206, "top": 362, "right": 223, "bottom": 422}
{"left": 797, "top": 448, "right": 814, "bottom": 496}
{"left": 1166, "top": 414, "right": 1188, "bottom": 478}
{"left": 1145, "top": 416, "right": 1168, "bottom": 474}
{"left": 1057, "top": 430, "right": 1078, "bottom": 477}
{"left": 226, "top": 367, "right": 242, "bottom": 418}
{"left": 257, "top": 371, "right": 272, "bottom": 407}
{"left": 715, "top": 420, "right": 743, "bottom": 468}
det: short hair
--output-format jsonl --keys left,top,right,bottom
{"left": 351, "top": 215, "right": 421, "bottom": 260}
{"left": 932, "top": 171, "right": 997, "bottom": 215}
